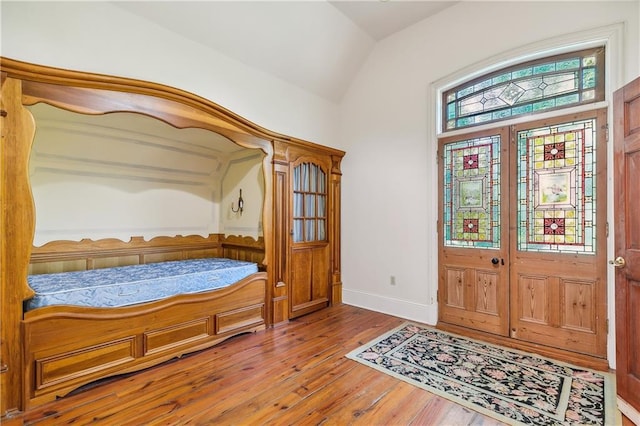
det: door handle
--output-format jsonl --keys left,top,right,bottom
{"left": 609, "top": 256, "right": 626, "bottom": 268}
{"left": 491, "top": 258, "right": 504, "bottom": 265}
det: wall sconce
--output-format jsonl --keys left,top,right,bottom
{"left": 231, "top": 189, "right": 244, "bottom": 216}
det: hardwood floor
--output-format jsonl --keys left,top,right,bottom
{"left": 12, "top": 305, "right": 506, "bottom": 425}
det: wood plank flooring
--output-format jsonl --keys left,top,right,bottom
{"left": 13, "top": 305, "right": 507, "bottom": 425}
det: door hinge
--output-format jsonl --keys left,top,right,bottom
{"left": 603, "top": 123, "right": 609, "bottom": 142}
{"left": 606, "top": 222, "right": 609, "bottom": 238}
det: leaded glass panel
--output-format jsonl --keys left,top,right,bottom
{"left": 443, "top": 135, "right": 501, "bottom": 249}
{"left": 443, "top": 48, "right": 604, "bottom": 131}
{"left": 516, "top": 118, "right": 597, "bottom": 254}
{"left": 292, "top": 162, "right": 327, "bottom": 243}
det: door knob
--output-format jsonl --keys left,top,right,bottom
{"left": 609, "top": 256, "right": 626, "bottom": 268}
{"left": 491, "top": 257, "right": 499, "bottom": 265}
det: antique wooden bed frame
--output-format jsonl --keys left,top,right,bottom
{"left": 0, "top": 57, "right": 297, "bottom": 411}
{"left": 24, "top": 234, "right": 268, "bottom": 408}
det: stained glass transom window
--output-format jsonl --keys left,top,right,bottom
{"left": 443, "top": 48, "right": 604, "bottom": 131}
{"left": 443, "top": 135, "right": 501, "bottom": 249}
{"left": 293, "top": 163, "right": 327, "bottom": 243}
{"left": 517, "top": 118, "right": 597, "bottom": 254}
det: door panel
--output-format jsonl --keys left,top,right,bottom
{"left": 510, "top": 110, "right": 608, "bottom": 357}
{"left": 438, "top": 128, "right": 510, "bottom": 336}
{"left": 613, "top": 75, "right": 640, "bottom": 417}
{"left": 290, "top": 246, "right": 329, "bottom": 317}
{"left": 289, "top": 159, "right": 331, "bottom": 319}
{"left": 516, "top": 275, "right": 551, "bottom": 325}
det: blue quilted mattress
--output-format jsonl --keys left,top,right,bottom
{"left": 26, "top": 258, "right": 258, "bottom": 310}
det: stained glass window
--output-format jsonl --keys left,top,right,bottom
{"left": 293, "top": 163, "right": 327, "bottom": 243}
{"left": 516, "top": 118, "right": 597, "bottom": 254}
{"left": 443, "top": 135, "right": 501, "bottom": 249}
{"left": 443, "top": 48, "right": 604, "bottom": 131}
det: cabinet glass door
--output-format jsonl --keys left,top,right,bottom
{"left": 293, "top": 163, "right": 327, "bottom": 243}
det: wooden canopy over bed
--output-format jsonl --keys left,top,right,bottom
{"left": 0, "top": 58, "right": 345, "bottom": 415}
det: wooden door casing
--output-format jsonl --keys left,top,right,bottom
{"left": 271, "top": 142, "right": 344, "bottom": 324}
{"left": 509, "top": 110, "right": 608, "bottom": 358}
{"left": 613, "top": 75, "right": 640, "bottom": 420}
{"left": 438, "top": 127, "right": 511, "bottom": 337}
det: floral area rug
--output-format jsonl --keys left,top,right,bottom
{"left": 346, "top": 323, "right": 618, "bottom": 425}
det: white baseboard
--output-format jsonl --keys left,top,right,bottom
{"left": 342, "top": 288, "right": 438, "bottom": 326}
{"left": 618, "top": 397, "right": 640, "bottom": 425}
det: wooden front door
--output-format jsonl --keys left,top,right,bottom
{"left": 613, "top": 76, "right": 640, "bottom": 420}
{"left": 438, "top": 127, "right": 511, "bottom": 336}
{"left": 509, "top": 110, "right": 608, "bottom": 357}
{"left": 438, "top": 111, "right": 608, "bottom": 358}
{"left": 289, "top": 159, "right": 331, "bottom": 318}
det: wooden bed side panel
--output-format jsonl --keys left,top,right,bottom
{"left": 22, "top": 273, "right": 267, "bottom": 409}
{"left": 28, "top": 234, "right": 226, "bottom": 273}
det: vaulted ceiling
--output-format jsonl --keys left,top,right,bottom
{"left": 113, "top": 1, "right": 455, "bottom": 103}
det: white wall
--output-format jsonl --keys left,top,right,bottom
{"left": 339, "top": 1, "right": 639, "bottom": 367}
{"left": 221, "top": 152, "right": 266, "bottom": 239}
{"left": 27, "top": 104, "right": 252, "bottom": 246}
{"left": 0, "top": 1, "right": 340, "bottom": 147}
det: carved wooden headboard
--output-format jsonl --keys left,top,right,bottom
{"left": 29, "top": 234, "right": 265, "bottom": 275}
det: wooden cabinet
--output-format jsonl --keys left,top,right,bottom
{"left": 272, "top": 144, "right": 343, "bottom": 322}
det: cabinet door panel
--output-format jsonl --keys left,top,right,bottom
{"left": 289, "top": 159, "right": 331, "bottom": 319}
{"left": 290, "top": 246, "right": 329, "bottom": 318}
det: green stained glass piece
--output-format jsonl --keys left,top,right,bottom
{"left": 493, "top": 109, "right": 511, "bottom": 120}
{"left": 556, "top": 58, "right": 580, "bottom": 70}
{"left": 556, "top": 93, "right": 579, "bottom": 106}
{"left": 532, "top": 99, "right": 556, "bottom": 111}
{"left": 447, "top": 103, "right": 456, "bottom": 119}
{"left": 512, "top": 104, "right": 533, "bottom": 115}
{"left": 533, "top": 63, "right": 556, "bottom": 74}
{"left": 492, "top": 72, "right": 512, "bottom": 84}
{"left": 476, "top": 112, "right": 493, "bottom": 123}
{"left": 458, "top": 86, "right": 474, "bottom": 98}
{"left": 475, "top": 79, "right": 493, "bottom": 91}
{"left": 583, "top": 55, "right": 596, "bottom": 66}
{"left": 457, "top": 117, "right": 474, "bottom": 127}
{"left": 582, "top": 68, "right": 596, "bottom": 89}
{"left": 512, "top": 68, "right": 533, "bottom": 79}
